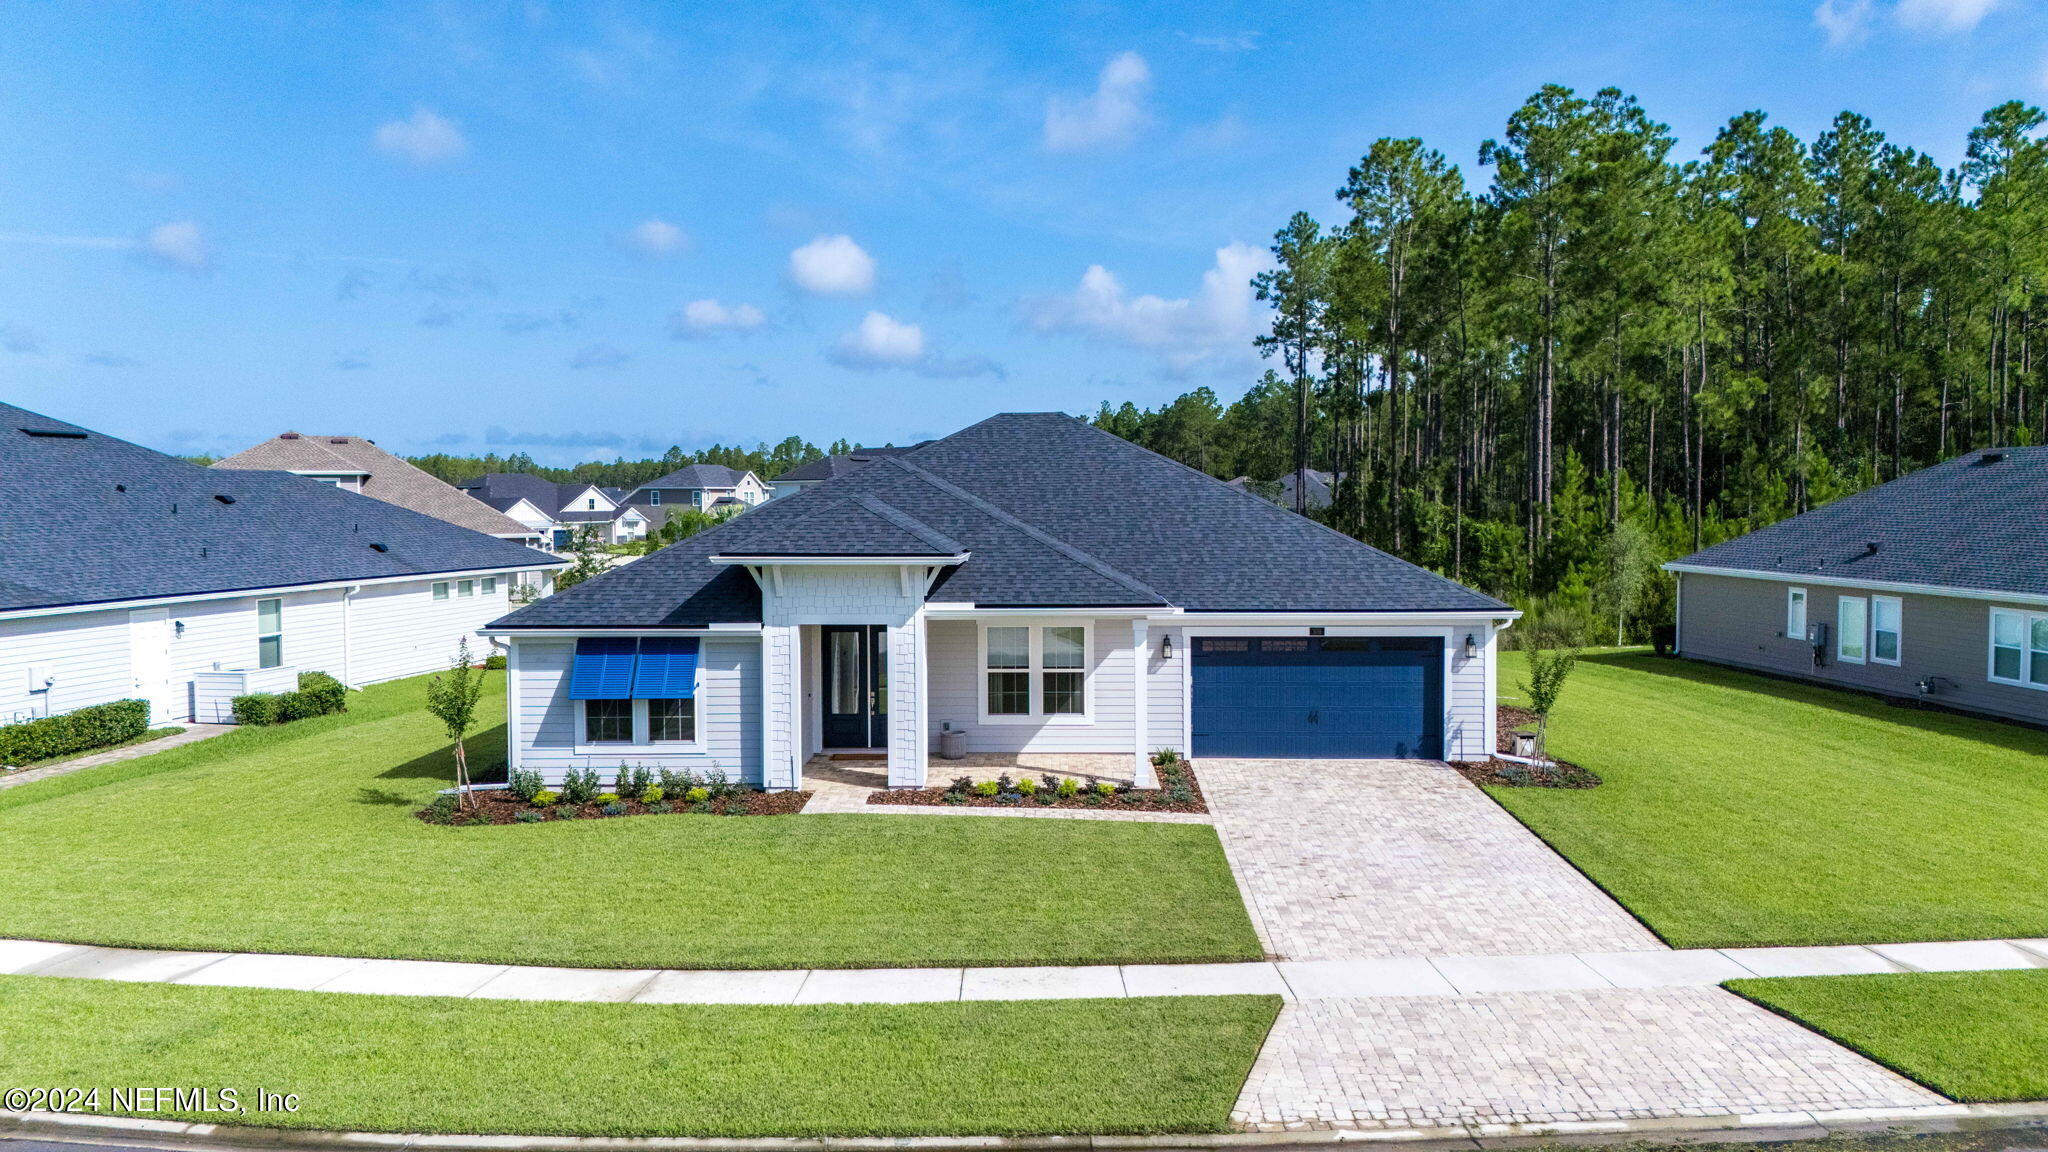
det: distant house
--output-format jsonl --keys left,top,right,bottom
{"left": 213, "top": 432, "right": 544, "bottom": 546}
{"left": 456, "top": 475, "right": 659, "bottom": 550}
{"left": 624, "top": 463, "right": 769, "bottom": 514}
{"left": 1668, "top": 447, "right": 2048, "bottom": 726}
{"left": 1227, "top": 468, "right": 1342, "bottom": 512}
{"left": 768, "top": 446, "right": 922, "bottom": 499}
{"left": 0, "top": 403, "right": 562, "bottom": 727}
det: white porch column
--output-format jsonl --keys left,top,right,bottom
{"left": 885, "top": 614, "right": 927, "bottom": 788}
{"left": 1132, "top": 618, "right": 1158, "bottom": 788}
{"left": 760, "top": 624, "right": 802, "bottom": 790}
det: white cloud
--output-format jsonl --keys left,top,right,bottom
{"left": 831, "top": 311, "right": 924, "bottom": 369}
{"left": 1814, "top": 0, "right": 1875, "bottom": 44}
{"left": 1895, "top": 0, "right": 2000, "bottom": 30}
{"left": 1044, "top": 51, "right": 1151, "bottom": 152}
{"left": 788, "top": 234, "right": 876, "bottom": 296}
{"left": 1026, "top": 242, "right": 1275, "bottom": 375}
{"left": 671, "top": 298, "right": 767, "bottom": 338}
{"left": 628, "top": 218, "right": 687, "bottom": 256}
{"left": 374, "top": 108, "right": 469, "bottom": 164}
{"left": 141, "top": 220, "right": 208, "bottom": 271}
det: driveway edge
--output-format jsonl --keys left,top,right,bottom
{"left": 7, "top": 1102, "right": 2048, "bottom": 1152}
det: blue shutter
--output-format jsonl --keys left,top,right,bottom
{"left": 631, "top": 637, "right": 700, "bottom": 699}
{"left": 568, "top": 637, "right": 638, "bottom": 700}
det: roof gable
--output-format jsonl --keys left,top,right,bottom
{"left": 216, "top": 434, "right": 533, "bottom": 537}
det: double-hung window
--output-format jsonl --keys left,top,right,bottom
{"left": 648, "top": 490, "right": 661, "bottom": 506}
{"left": 256, "top": 598, "right": 283, "bottom": 669}
{"left": 569, "top": 637, "right": 703, "bottom": 748}
{"left": 1786, "top": 587, "right": 1807, "bottom": 638}
{"left": 981, "top": 623, "right": 1090, "bottom": 722}
{"left": 1836, "top": 596, "right": 1868, "bottom": 664}
{"left": 1871, "top": 596, "right": 1901, "bottom": 665}
{"left": 1990, "top": 609, "right": 2048, "bottom": 689}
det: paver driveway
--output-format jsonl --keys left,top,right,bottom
{"left": 1199, "top": 758, "right": 1942, "bottom": 1131}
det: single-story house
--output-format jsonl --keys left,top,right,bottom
{"left": 0, "top": 403, "right": 564, "bottom": 727}
{"left": 455, "top": 474, "right": 657, "bottom": 549}
{"left": 625, "top": 463, "right": 770, "bottom": 512}
{"left": 485, "top": 412, "right": 1514, "bottom": 790}
{"left": 1667, "top": 446, "right": 2048, "bottom": 725}
{"left": 1226, "top": 467, "right": 1344, "bottom": 512}
{"left": 767, "top": 445, "right": 922, "bottom": 499}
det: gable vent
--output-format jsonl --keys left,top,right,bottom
{"left": 20, "top": 427, "right": 86, "bottom": 439}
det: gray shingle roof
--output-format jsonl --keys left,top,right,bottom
{"left": 494, "top": 413, "right": 1504, "bottom": 628}
{"left": 214, "top": 433, "right": 535, "bottom": 537}
{"left": 713, "top": 496, "right": 964, "bottom": 558}
{"left": 0, "top": 403, "right": 561, "bottom": 613}
{"left": 638, "top": 463, "right": 748, "bottom": 490}
{"left": 1672, "top": 447, "right": 2048, "bottom": 597}
{"left": 771, "top": 445, "right": 921, "bottom": 483}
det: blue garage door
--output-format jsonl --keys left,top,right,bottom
{"left": 1191, "top": 636, "right": 1443, "bottom": 759}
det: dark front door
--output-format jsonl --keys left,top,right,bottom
{"left": 1191, "top": 636, "right": 1444, "bottom": 759}
{"left": 821, "top": 625, "right": 888, "bottom": 748}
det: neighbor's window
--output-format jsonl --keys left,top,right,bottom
{"left": 583, "top": 699, "right": 633, "bottom": 744}
{"left": 648, "top": 698, "right": 695, "bottom": 743}
{"left": 1786, "top": 587, "right": 1807, "bottom": 638}
{"left": 481, "top": 577, "right": 496, "bottom": 595}
{"left": 432, "top": 581, "right": 450, "bottom": 600}
{"left": 457, "top": 579, "right": 475, "bottom": 598}
{"left": 1871, "top": 596, "right": 1901, "bottom": 665}
{"left": 648, "top": 491, "right": 661, "bottom": 505}
{"left": 1042, "top": 626, "right": 1086, "bottom": 715}
{"left": 1992, "top": 610, "right": 2048, "bottom": 688}
{"left": 588, "top": 498, "right": 597, "bottom": 510}
{"left": 985, "top": 626, "right": 1031, "bottom": 716}
{"left": 256, "top": 598, "right": 283, "bottom": 669}
{"left": 1837, "top": 596, "right": 1867, "bottom": 664}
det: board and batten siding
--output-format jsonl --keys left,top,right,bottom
{"left": 512, "top": 635, "right": 761, "bottom": 785}
{"left": 1678, "top": 571, "right": 2048, "bottom": 726}
{"left": 923, "top": 617, "right": 1137, "bottom": 755}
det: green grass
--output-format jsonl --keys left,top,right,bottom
{"left": 1730, "top": 968, "right": 2048, "bottom": 1101}
{"left": 0, "top": 673, "right": 1260, "bottom": 969}
{"left": 0, "top": 975, "right": 1279, "bottom": 1137}
{"left": 1488, "top": 651, "right": 2048, "bottom": 948}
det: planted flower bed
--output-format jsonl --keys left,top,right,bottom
{"left": 1451, "top": 705, "right": 1601, "bottom": 789}
{"left": 868, "top": 752, "right": 1207, "bottom": 813}
{"left": 417, "top": 765, "right": 809, "bottom": 825}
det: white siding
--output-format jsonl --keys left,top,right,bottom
{"left": 1445, "top": 623, "right": 1491, "bottom": 760}
{"left": 924, "top": 617, "right": 1137, "bottom": 755}
{"left": 0, "top": 609, "right": 131, "bottom": 725}
{"left": 1146, "top": 624, "right": 1189, "bottom": 756}
{"left": 347, "top": 578, "right": 511, "bottom": 686}
{"left": 512, "top": 635, "right": 761, "bottom": 785}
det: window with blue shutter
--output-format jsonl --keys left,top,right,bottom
{"left": 631, "top": 637, "right": 700, "bottom": 699}
{"left": 568, "top": 637, "right": 638, "bottom": 700}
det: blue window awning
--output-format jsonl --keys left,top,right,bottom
{"left": 632, "top": 637, "right": 700, "bottom": 700}
{"left": 568, "top": 637, "right": 638, "bottom": 700}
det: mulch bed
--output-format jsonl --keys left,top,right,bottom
{"left": 1451, "top": 705, "right": 1601, "bottom": 789}
{"left": 868, "top": 761, "right": 1209, "bottom": 813}
{"left": 417, "top": 789, "right": 811, "bottom": 825}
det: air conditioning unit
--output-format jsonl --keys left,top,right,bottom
{"left": 192, "top": 666, "right": 299, "bottom": 723}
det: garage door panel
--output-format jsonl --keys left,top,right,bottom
{"left": 1191, "top": 636, "right": 1443, "bottom": 760}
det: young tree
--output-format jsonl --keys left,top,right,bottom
{"left": 553, "top": 524, "right": 615, "bottom": 591}
{"left": 425, "top": 638, "right": 489, "bottom": 809}
{"left": 1598, "top": 518, "right": 1660, "bottom": 645}
{"left": 1519, "top": 644, "right": 1579, "bottom": 762}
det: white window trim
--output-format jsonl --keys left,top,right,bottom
{"left": 457, "top": 579, "right": 475, "bottom": 598}
{"left": 573, "top": 695, "right": 707, "bottom": 755}
{"left": 1836, "top": 596, "right": 1867, "bottom": 665}
{"left": 481, "top": 577, "right": 497, "bottom": 595}
{"left": 432, "top": 581, "right": 450, "bottom": 600}
{"left": 977, "top": 619, "right": 1094, "bottom": 726}
{"left": 1786, "top": 587, "right": 1806, "bottom": 639}
{"left": 1871, "top": 595, "right": 1902, "bottom": 667}
{"left": 1988, "top": 608, "right": 2048, "bottom": 691}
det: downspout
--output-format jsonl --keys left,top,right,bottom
{"left": 340, "top": 586, "right": 359, "bottom": 689}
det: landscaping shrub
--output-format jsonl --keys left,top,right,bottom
{"left": 508, "top": 770, "right": 543, "bottom": 803}
{"left": 641, "top": 785, "right": 665, "bottom": 805}
{"left": 1015, "top": 777, "right": 1038, "bottom": 795}
{"left": 425, "top": 795, "right": 458, "bottom": 824}
{"left": 482, "top": 653, "right": 507, "bottom": 671}
{"left": 1093, "top": 781, "right": 1116, "bottom": 797}
{"left": 647, "top": 801, "right": 674, "bottom": 814}
{"left": 946, "top": 776, "right": 972, "bottom": 795}
{"left": 974, "top": 780, "right": 1001, "bottom": 797}
{"left": 614, "top": 765, "right": 652, "bottom": 800}
{"left": 0, "top": 697, "right": 150, "bottom": 766}
{"left": 231, "top": 671, "right": 347, "bottom": 728}
{"left": 594, "top": 792, "right": 621, "bottom": 806}
{"left": 560, "top": 768, "right": 600, "bottom": 805}
{"left": 684, "top": 786, "right": 710, "bottom": 804}
{"left": 296, "top": 671, "right": 347, "bottom": 715}
{"left": 600, "top": 801, "right": 628, "bottom": 816}
{"left": 1056, "top": 778, "right": 1080, "bottom": 798}
{"left": 230, "top": 693, "right": 281, "bottom": 726}
{"left": 513, "top": 810, "right": 546, "bottom": 824}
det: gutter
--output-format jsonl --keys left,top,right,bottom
{"left": 1662, "top": 562, "right": 2048, "bottom": 609}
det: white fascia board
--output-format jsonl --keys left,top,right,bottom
{"left": 0, "top": 563, "right": 565, "bottom": 623}
{"left": 1663, "top": 562, "right": 2048, "bottom": 608}
{"left": 481, "top": 624, "right": 763, "bottom": 638}
{"left": 921, "top": 605, "right": 1174, "bottom": 619}
{"left": 707, "top": 554, "right": 970, "bottom": 566}
{"left": 1178, "top": 609, "right": 1521, "bottom": 624}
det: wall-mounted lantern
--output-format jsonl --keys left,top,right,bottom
{"left": 1160, "top": 633, "right": 1175, "bottom": 661}
{"left": 1462, "top": 633, "right": 1478, "bottom": 660}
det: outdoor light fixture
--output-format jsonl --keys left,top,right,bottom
{"left": 174, "top": 620, "right": 186, "bottom": 638}
{"left": 1463, "top": 633, "right": 1478, "bottom": 659}
{"left": 1160, "top": 634, "right": 1175, "bottom": 660}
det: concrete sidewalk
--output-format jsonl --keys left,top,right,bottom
{"left": 2, "top": 935, "right": 2042, "bottom": 1006}
{"left": 0, "top": 725, "right": 232, "bottom": 791}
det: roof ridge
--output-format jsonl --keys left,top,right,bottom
{"left": 880, "top": 455, "right": 1170, "bottom": 606}
{"left": 847, "top": 494, "right": 966, "bottom": 554}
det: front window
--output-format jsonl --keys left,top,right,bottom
{"left": 583, "top": 699, "right": 633, "bottom": 744}
{"left": 985, "top": 626, "right": 1031, "bottom": 716}
{"left": 1872, "top": 596, "right": 1901, "bottom": 665}
{"left": 983, "top": 623, "right": 1089, "bottom": 719}
{"left": 256, "top": 598, "right": 283, "bottom": 669}
{"left": 1041, "top": 626, "right": 1085, "bottom": 714}
{"left": 648, "top": 698, "right": 695, "bottom": 743}
{"left": 1837, "top": 597, "right": 1867, "bottom": 664}
{"left": 1787, "top": 587, "right": 1806, "bottom": 638}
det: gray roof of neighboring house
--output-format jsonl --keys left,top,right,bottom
{"left": 1227, "top": 468, "right": 1342, "bottom": 511}
{"left": 1672, "top": 446, "right": 2048, "bottom": 597}
{"left": 213, "top": 432, "right": 535, "bottom": 538}
{"left": 771, "top": 445, "right": 922, "bottom": 483}
{"left": 493, "top": 413, "right": 1506, "bottom": 628}
{"left": 0, "top": 403, "right": 560, "bottom": 613}
{"left": 457, "top": 473, "right": 567, "bottom": 511}
{"left": 636, "top": 463, "right": 750, "bottom": 490}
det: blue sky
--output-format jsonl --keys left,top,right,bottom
{"left": 2, "top": 0, "right": 2044, "bottom": 464}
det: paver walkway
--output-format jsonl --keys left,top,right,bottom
{"left": 1196, "top": 758, "right": 1944, "bottom": 1131}
{"left": 0, "top": 724, "right": 231, "bottom": 791}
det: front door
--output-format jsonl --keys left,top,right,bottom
{"left": 821, "top": 625, "right": 888, "bottom": 748}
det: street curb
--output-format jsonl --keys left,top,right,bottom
{"left": 8, "top": 1101, "right": 2048, "bottom": 1152}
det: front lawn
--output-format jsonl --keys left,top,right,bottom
{"left": 1729, "top": 969, "right": 2048, "bottom": 1102}
{"left": 1489, "top": 652, "right": 2048, "bottom": 948}
{"left": 0, "top": 975, "right": 1279, "bottom": 1136}
{"left": 0, "top": 673, "right": 1260, "bottom": 969}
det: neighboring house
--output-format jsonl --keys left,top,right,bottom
{"left": 1227, "top": 468, "right": 1343, "bottom": 511}
{"left": 768, "top": 446, "right": 922, "bottom": 499}
{"left": 1667, "top": 446, "right": 2048, "bottom": 726}
{"left": 626, "top": 463, "right": 770, "bottom": 513}
{"left": 485, "top": 413, "right": 1514, "bottom": 791}
{"left": 455, "top": 474, "right": 657, "bottom": 549}
{"left": 0, "top": 403, "right": 564, "bottom": 727}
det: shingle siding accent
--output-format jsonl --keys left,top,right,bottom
{"left": 1678, "top": 571, "right": 2048, "bottom": 726}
